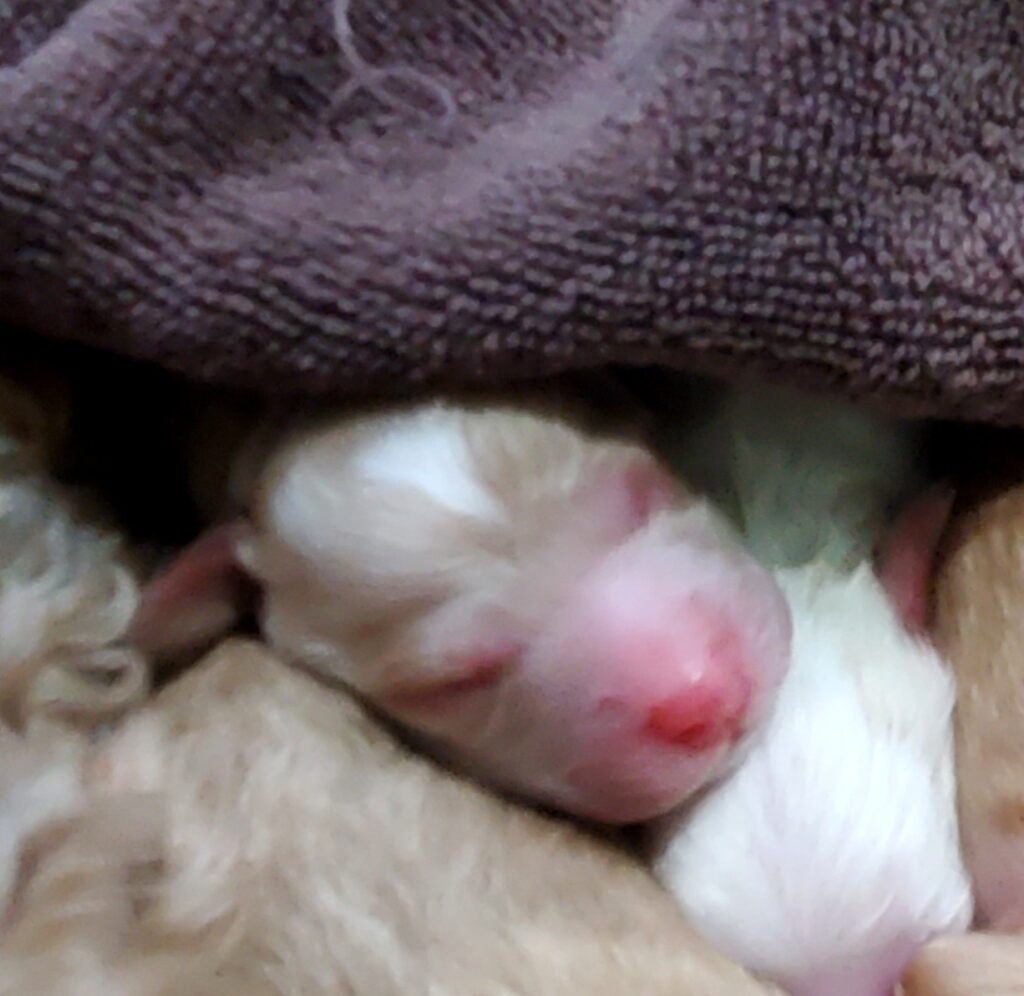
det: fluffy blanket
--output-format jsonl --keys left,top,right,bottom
{"left": 3, "top": 1, "right": 1024, "bottom": 422}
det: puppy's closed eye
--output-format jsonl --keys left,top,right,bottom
{"left": 380, "top": 638, "right": 524, "bottom": 712}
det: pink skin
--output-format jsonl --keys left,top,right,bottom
{"left": 377, "top": 500, "right": 793, "bottom": 824}
{"left": 518, "top": 534, "right": 791, "bottom": 823}
{"left": 875, "top": 482, "right": 956, "bottom": 635}
{"left": 380, "top": 478, "right": 954, "bottom": 830}
{"left": 130, "top": 522, "right": 252, "bottom": 656}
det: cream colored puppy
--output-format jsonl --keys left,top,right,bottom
{"left": 0, "top": 639, "right": 779, "bottom": 996}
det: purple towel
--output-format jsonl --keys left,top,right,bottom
{"left": 3, "top": 0, "right": 1024, "bottom": 421}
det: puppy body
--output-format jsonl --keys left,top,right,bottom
{"left": 2, "top": 640, "right": 779, "bottom": 996}
{"left": 934, "top": 479, "right": 1024, "bottom": 931}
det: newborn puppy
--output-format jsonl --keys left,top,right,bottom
{"left": 134, "top": 398, "right": 792, "bottom": 824}
{"left": 0, "top": 639, "right": 780, "bottom": 996}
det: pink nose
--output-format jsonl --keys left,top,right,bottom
{"left": 644, "top": 664, "right": 752, "bottom": 750}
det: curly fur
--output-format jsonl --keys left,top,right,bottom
{"left": 0, "top": 372, "right": 148, "bottom": 728}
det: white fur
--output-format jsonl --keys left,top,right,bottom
{"left": 656, "top": 380, "right": 971, "bottom": 995}
{"left": 653, "top": 565, "right": 972, "bottom": 996}
{"left": 265, "top": 404, "right": 504, "bottom": 577}
{"left": 354, "top": 406, "right": 502, "bottom": 521}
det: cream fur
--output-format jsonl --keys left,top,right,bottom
{"left": 0, "top": 374, "right": 147, "bottom": 727}
{"left": 902, "top": 932, "right": 1024, "bottom": 995}
{"left": 0, "top": 719, "right": 192, "bottom": 996}
{"left": 0, "top": 640, "right": 778, "bottom": 996}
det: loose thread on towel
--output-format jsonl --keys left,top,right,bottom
{"left": 331, "top": 0, "right": 457, "bottom": 127}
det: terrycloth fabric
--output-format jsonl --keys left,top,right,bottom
{"left": 3, "top": 1, "right": 1024, "bottom": 421}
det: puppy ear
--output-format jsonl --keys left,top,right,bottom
{"left": 874, "top": 483, "right": 955, "bottom": 635}
{"left": 129, "top": 521, "right": 256, "bottom": 660}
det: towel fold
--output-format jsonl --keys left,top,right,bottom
{"left": 3, "top": 1, "right": 1024, "bottom": 421}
